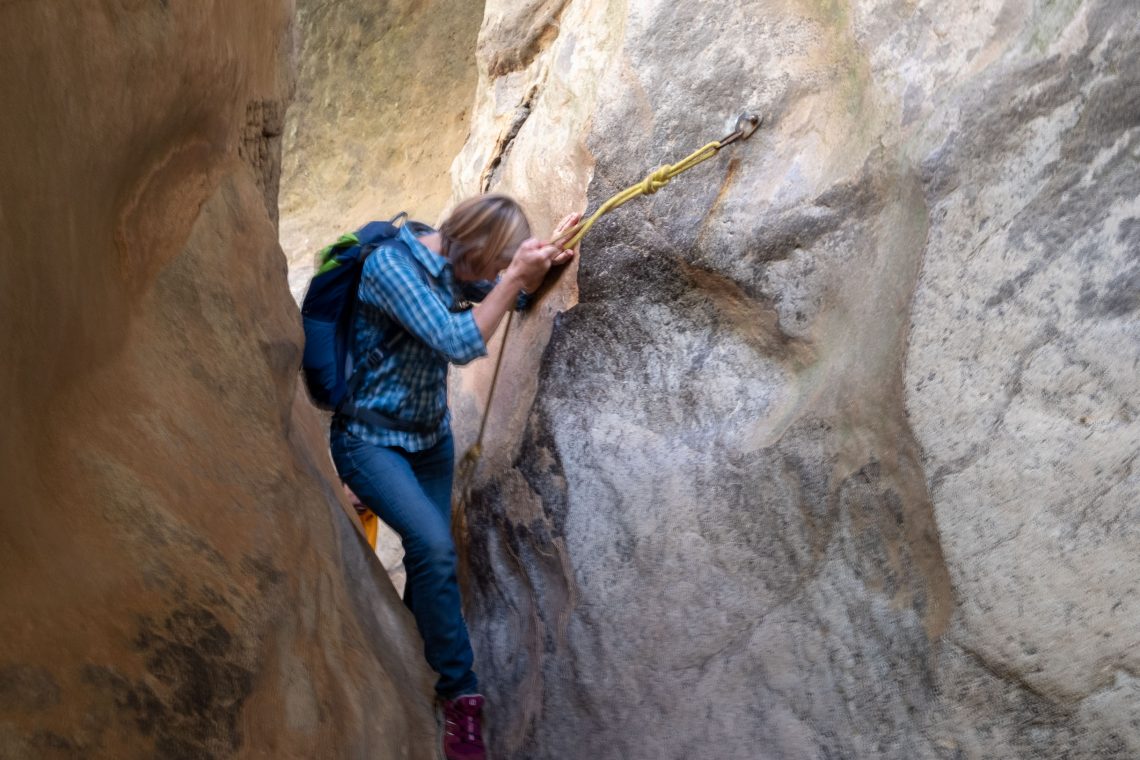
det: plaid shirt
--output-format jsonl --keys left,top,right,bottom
{"left": 341, "top": 223, "right": 488, "bottom": 451}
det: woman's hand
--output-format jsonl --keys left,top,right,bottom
{"left": 550, "top": 212, "right": 583, "bottom": 265}
{"left": 469, "top": 211, "right": 585, "bottom": 343}
{"left": 501, "top": 213, "right": 583, "bottom": 301}
{"left": 506, "top": 237, "right": 560, "bottom": 294}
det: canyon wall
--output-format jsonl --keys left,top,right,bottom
{"left": 3, "top": 1, "right": 1130, "bottom": 755}
{"left": 443, "top": 1, "right": 1139, "bottom": 758}
{"left": 279, "top": 0, "right": 488, "bottom": 297}
{"left": 0, "top": 3, "right": 436, "bottom": 758}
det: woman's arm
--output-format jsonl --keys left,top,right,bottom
{"left": 359, "top": 247, "right": 489, "bottom": 365}
{"left": 471, "top": 238, "right": 559, "bottom": 342}
{"left": 458, "top": 278, "right": 532, "bottom": 312}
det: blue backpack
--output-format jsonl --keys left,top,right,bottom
{"left": 301, "top": 212, "right": 433, "bottom": 424}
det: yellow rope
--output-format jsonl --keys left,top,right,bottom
{"left": 451, "top": 306, "right": 514, "bottom": 595}
{"left": 455, "top": 309, "right": 514, "bottom": 497}
{"left": 553, "top": 141, "right": 722, "bottom": 250}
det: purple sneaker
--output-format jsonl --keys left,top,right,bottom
{"left": 441, "top": 694, "right": 486, "bottom": 760}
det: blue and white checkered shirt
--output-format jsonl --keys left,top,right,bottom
{"left": 341, "top": 223, "right": 487, "bottom": 451}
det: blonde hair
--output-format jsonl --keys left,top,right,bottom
{"left": 439, "top": 194, "right": 531, "bottom": 281}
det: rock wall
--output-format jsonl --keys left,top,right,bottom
{"left": 279, "top": 0, "right": 488, "bottom": 298}
{"left": 444, "top": 1, "right": 1139, "bottom": 758}
{"left": 0, "top": 3, "right": 437, "bottom": 758}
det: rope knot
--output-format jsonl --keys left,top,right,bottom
{"left": 639, "top": 165, "right": 672, "bottom": 195}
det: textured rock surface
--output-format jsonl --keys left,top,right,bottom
{"left": 0, "top": 3, "right": 436, "bottom": 758}
{"left": 904, "top": 1, "right": 1140, "bottom": 697}
{"left": 443, "top": 1, "right": 1140, "bottom": 758}
{"left": 280, "top": 0, "right": 487, "bottom": 298}
{"left": 274, "top": 0, "right": 1138, "bottom": 757}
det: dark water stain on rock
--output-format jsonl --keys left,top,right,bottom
{"left": 1078, "top": 266, "right": 1140, "bottom": 319}
{"left": 0, "top": 665, "right": 60, "bottom": 712}
{"left": 78, "top": 598, "right": 254, "bottom": 760}
{"left": 240, "top": 553, "right": 286, "bottom": 594}
{"left": 82, "top": 664, "right": 165, "bottom": 740}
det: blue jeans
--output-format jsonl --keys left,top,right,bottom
{"left": 330, "top": 428, "right": 478, "bottom": 698}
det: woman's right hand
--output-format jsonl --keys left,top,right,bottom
{"left": 507, "top": 237, "right": 559, "bottom": 293}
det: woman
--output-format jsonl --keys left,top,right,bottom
{"left": 331, "top": 194, "right": 579, "bottom": 760}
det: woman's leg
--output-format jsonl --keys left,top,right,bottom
{"left": 331, "top": 430, "right": 478, "bottom": 698}
{"left": 402, "top": 433, "right": 455, "bottom": 616}
{"left": 411, "top": 432, "right": 455, "bottom": 520}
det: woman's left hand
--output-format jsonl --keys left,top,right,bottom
{"left": 550, "top": 212, "right": 583, "bottom": 265}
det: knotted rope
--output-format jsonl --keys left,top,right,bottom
{"left": 553, "top": 141, "right": 723, "bottom": 250}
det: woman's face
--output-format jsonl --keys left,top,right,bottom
{"left": 468, "top": 248, "right": 514, "bottom": 282}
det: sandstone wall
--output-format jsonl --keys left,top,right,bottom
{"left": 447, "top": 1, "right": 1139, "bottom": 758}
{"left": 0, "top": 3, "right": 436, "bottom": 758}
{"left": 279, "top": 0, "right": 488, "bottom": 298}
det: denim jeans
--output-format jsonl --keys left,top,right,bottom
{"left": 330, "top": 427, "right": 478, "bottom": 698}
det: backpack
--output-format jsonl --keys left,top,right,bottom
{"left": 301, "top": 212, "right": 428, "bottom": 416}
